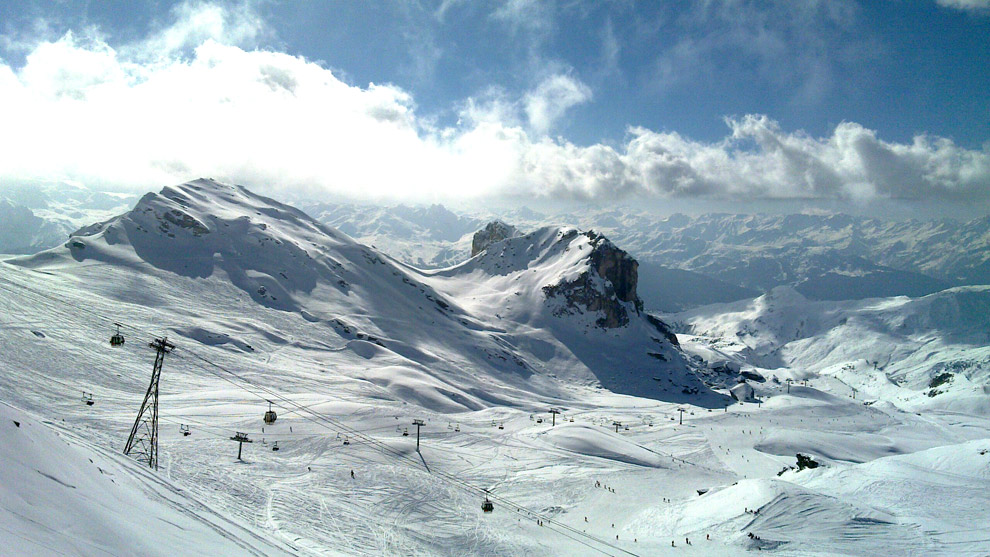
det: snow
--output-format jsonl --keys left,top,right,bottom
{"left": 1, "top": 179, "right": 989, "bottom": 555}
{"left": 0, "top": 402, "right": 293, "bottom": 556}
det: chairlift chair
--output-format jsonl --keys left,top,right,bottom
{"left": 263, "top": 400, "right": 277, "bottom": 425}
{"left": 455, "top": 424, "right": 460, "bottom": 432}
{"left": 536, "top": 418, "right": 543, "bottom": 423}
{"left": 110, "top": 323, "right": 125, "bottom": 347}
{"left": 81, "top": 391, "right": 94, "bottom": 406}
{"left": 402, "top": 428, "right": 409, "bottom": 436}
{"left": 342, "top": 437, "right": 350, "bottom": 445}
{"left": 482, "top": 490, "right": 494, "bottom": 513}
{"left": 180, "top": 424, "right": 191, "bottom": 436}
{"left": 498, "top": 422, "right": 504, "bottom": 430}
{"left": 272, "top": 441, "right": 279, "bottom": 452}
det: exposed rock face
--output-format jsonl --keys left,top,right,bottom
{"left": 586, "top": 231, "right": 638, "bottom": 305}
{"left": 471, "top": 221, "right": 519, "bottom": 256}
{"left": 543, "top": 231, "right": 644, "bottom": 328}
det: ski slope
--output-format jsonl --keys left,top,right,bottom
{"left": 1, "top": 180, "right": 988, "bottom": 555}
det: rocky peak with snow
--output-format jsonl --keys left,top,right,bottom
{"left": 542, "top": 230, "right": 643, "bottom": 328}
{"left": 471, "top": 220, "right": 519, "bottom": 256}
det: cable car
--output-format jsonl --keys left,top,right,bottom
{"left": 263, "top": 401, "right": 277, "bottom": 425}
{"left": 482, "top": 490, "right": 494, "bottom": 513}
{"left": 180, "top": 424, "right": 191, "bottom": 436}
{"left": 110, "top": 323, "right": 125, "bottom": 347}
{"left": 81, "top": 391, "right": 94, "bottom": 406}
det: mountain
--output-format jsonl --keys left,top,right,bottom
{"left": 302, "top": 205, "right": 989, "bottom": 309}
{"left": 569, "top": 212, "right": 987, "bottom": 297}
{"left": 2, "top": 180, "right": 989, "bottom": 555}
{"left": 0, "top": 199, "right": 74, "bottom": 254}
{"left": 302, "top": 201, "right": 482, "bottom": 268}
{"left": 667, "top": 285, "right": 990, "bottom": 412}
{"left": 0, "top": 183, "right": 136, "bottom": 255}
{"left": 11, "top": 178, "right": 716, "bottom": 408}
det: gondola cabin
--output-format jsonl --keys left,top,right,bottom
{"left": 110, "top": 323, "right": 125, "bottom": 347}
{"left": 263, "top": 401, "right": 277, "bottom": 425}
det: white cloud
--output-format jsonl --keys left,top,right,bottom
{"left": 936, "top": 0, "right": 990, "bottom": 12}
{"left": 523, "top": 74, "right": 592, "bottom": 135}
{"left": 0, "top": 1, "right": 986, "bottom": 205}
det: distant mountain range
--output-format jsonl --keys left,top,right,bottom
{"left": 5, "top": 186, "right": 988, "bottom": 310}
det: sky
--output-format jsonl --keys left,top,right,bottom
{"left": 0, "top": 0, "right": 988, "bottom": 216}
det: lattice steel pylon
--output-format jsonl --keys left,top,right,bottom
{"left": 123, "top": 336, "right": 174, "bottom": 470}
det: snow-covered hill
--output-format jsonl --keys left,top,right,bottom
{"left": 303, "top": 204, "right": 989, "bottom": 307}
{"left": 2, "top": 180, "right": 988, "bottom": 556}
{"left": 669, "top": 285, "right": 990, "bottom": 412}
{"left": 0, "top": 402, "right": 293, "bottom": 556}
{"left": 0, "top": 182, "right": 136, "bottom": 255}
{"left": 11, "top": 178, "right": 712, "bottom": 408}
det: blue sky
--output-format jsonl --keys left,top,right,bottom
{"left": 0, "top": 0, "right": 987, "bottom": 212}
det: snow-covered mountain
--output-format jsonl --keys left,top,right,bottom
{"left": 302, "top": 201, "right": 483, "bottom": 269}
{"left": 2, "top": 180, "right": 989, "bottom": 556}
{"left": 303, "top": 204, "right": 989, "bottom": 307}
{"left": 12, "top": 178, "right": 715, "bottom": 408}
{"left": 0, "top": 182, "right": 136, "bottom": 254}
{"left": 668, "top": 285, "right": 990, "bottom": 412}
{"left": 541, "top": 211, "right": 988, "bottom": 299}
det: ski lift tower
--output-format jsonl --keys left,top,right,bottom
{"left": 230, "top": 432, "right": 253, "bottom": 461}
{"left": 549, "top": 408, "right": 561, "bottom": 426}
{"left": 123, "top": 336, "right": 174, "bottom": 470}
{"left": 678, "top": 407, "right": 686, "bottom": 425}
{"left": 412, "top": 419, "right": 425, "bottom": 451}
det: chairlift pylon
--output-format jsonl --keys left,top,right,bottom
{"left": 110, "top": 323, "right": 125, "bottom": 347}
{"left": 263, "top": 400, "right": 277, "bottom": 425}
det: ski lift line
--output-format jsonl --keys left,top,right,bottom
{"left": 179, "top": 349, "right": 637, "bottom": 556}
{"left": 178, "top": 350, "right": 639, "bottom": 557}
{"left": 0, "top": 269, "right": 638, "bottom": 555}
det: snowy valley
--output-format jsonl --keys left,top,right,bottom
{"left": 1, "top": 180, "right": 988, "bottom": 556}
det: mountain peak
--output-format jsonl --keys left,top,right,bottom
{"left": 471, "top": 220, "right": 519, "bottom": 256}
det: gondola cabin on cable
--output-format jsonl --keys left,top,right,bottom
{"left": 110, "top": 323, "right": 125, "bottom": 347}
{"left": 263, "top": 401, "right": 277, "bottom": 425}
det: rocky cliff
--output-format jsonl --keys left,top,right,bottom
{"left": 471, "top": 221, "right": 519, "bottom": 257}
{"left": 542, "top": 231, "right": 643, "bottom": 328}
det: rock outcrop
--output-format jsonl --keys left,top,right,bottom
{"left": 543, "top": 231, "right": 644, "bottom": 328}
{"left": 471, "top": 221, "right": 519, "bottom": 257}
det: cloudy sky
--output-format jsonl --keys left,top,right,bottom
{"left": 0, "top": 0, "right": 987, "bottom": 215}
